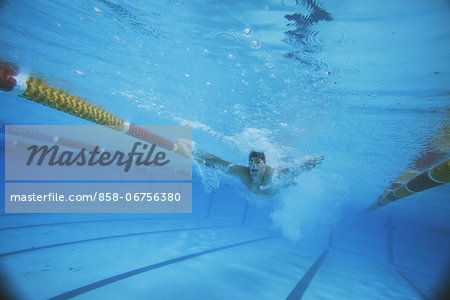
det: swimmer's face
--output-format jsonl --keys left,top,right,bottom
{"left": 249, "top": 157, "right": 265, "bottom": 177}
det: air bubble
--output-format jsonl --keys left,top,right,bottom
{"left": 213, "top": 31, "right": 242, "bottom": 49}
{"left": 250, "top": 41, "right": 261, "bottom": 49}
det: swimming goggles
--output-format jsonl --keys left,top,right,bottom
{"left": 249, "top": 158, "right": 263, "bottom": 165}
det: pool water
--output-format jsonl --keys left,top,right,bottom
{"left": 0, "top": 0, "right": 449, "bottom": 299}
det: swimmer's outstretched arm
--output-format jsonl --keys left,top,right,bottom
{"left": 303, "top": 155, "right": 324, "bottom": 170}
{"left": 194, "top": 149, "right": 233, "bottom": 169}
{"left": 175, "top": 139, "right": 249, "bottom": 181}
{"left": 280, "top": 155, "right": 324, "bottom": 176}
{"left": 175, "top": 138, "right": 247, "bottom": 175}
{"left": 174, "top": 139, "right": 229, "bottom": 169}
{"left": 194, "top": 149, "right": 250, "bottom": 180}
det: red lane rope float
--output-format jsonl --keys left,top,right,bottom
{"left": 3, "top": 127, "right": 191, "bottom": 178}
{"left": 6, "top": 125, "right": 54, "bottom": 144}
{"left": 0, "top": 62, "right": 18, "bottom": 92}
{"left": 126, "top": 124, "right": 174, "bottom": 151}
{"left": 5, "top": 125, "right": 96, "bottom": 151}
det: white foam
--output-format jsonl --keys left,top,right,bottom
{"left": 270, "top": 170, "right": 349, "bottom": 241}
{"left": 193, "top": 160, "right": 220, "bottom": 193}
{"left": 12, "top": 72, "right": 29, "bottom": 95}
{"left": 222, "top": 127, "right": 297, "bottom": 169}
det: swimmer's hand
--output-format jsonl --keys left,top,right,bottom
{"left": 174, "top": 138, "right": 195, "bottom": 158}
{"left": 176, "top": 139, "right": 219, "bottom": 167}
{"left": 281, "top": 155, "right": 324, "bottom": 176}
{"left": 303, "top": 155, "right": 324, "bottom": 170}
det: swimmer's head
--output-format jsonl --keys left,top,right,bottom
{"left": 249, "top": 151, "right": 266, "bottom": 178}
{"left": 249, "top": 151, "right": 266, "bottom": 163}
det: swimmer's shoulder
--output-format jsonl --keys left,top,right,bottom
{"left": 227, "top": 164, "right": 252, "bottom": 185}
{"left": 227, "top": 164, "right": 249, "bottom": 176}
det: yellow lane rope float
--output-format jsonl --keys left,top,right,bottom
{"left": 0, "top": 61, "right": 190, "bottom": 158}
{"left": 366, "top": 159, "right": 449, "bottom": 212}
{"left": 374, "top": 110, "right": 449, "bottom": 210}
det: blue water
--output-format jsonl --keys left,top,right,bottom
{"left": 0, "top": 0, "right": 449, "bottom": 299}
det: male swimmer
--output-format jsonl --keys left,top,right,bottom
{"left": 195, "top": 149, "right": 324, "bottom": 196}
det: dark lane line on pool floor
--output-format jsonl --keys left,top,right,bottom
{"left": 0, "top": 215, "right": 210, "bottom": 231}
{"left": 49, "top": 235, "right": 276, "bottom": 300}
{"left": 395, "top": 268, "right": 430, "bottom": 300}
{"left": 286, "top": 248, "right": 330, "bottom": 300}
{"left": 424, "top": 228, "right": 450, "bottom": 235}
{"left": 0, "top": 225, "right": 229, "bottom": 257}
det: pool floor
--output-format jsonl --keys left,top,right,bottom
{"left": 0, "top": 213, "right": 436, "bottom": 299}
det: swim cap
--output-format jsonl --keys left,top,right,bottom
{"left": 249, "top": 151, "right": 266, "bottom": 164}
